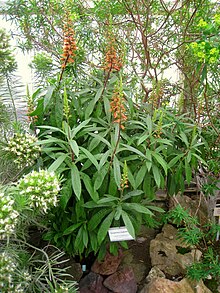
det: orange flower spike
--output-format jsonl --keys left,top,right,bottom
{"left": 61, "top": 11, "right": 77, "bottom": 69}
{"left": 103, "top": 33, "right": 123, "bottom": 73}
{"left": 110, "top": 78, "right": 127, "bottom": 129}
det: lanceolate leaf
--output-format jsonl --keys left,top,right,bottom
{"left": 168, "top": 154, "right": 184, "bottom": 168}
{"left": 145, "top": 149, "right": 152, "bottom": 172}
{"left": 88, "top": 208, "right": 112, "bottom": 231}
{"left": 127, "top": 167, "right": 136, "bottom": 189}
{"left": 99, "top": 150, "right": 111, "bottom": 170}
{"left": 69, "top": 140, "right": 79, "bottom": 157}
{"left": 44, "top": 85, "right": 55, "bottom": 110}
{"left": 152, "top": 152, "right": 168, "bottom": 174}
{"left": 123, "top": 190, "right": 144, "bottom": 200}
{"left": 63, "top": 222, "right": 82, "bottom": 235}
{"left": 123, "top": 203, "right": 154, "bottom": 215}
{"left": 191, "top": 153, "right": 208, "bottom": 166}
{"left": 71, "top": 164, "right": 81, "bottom": 200}
{"left": 185, "top": 158, "right": 192, "bottom": 185}
{"left": 89, "top": 133, "right": 111, "bottom": 148}
{"left": 146, "top": 115, "right": 152, "bottom": 134}
{"left": 121, "top": 144, "right": 146, "bottom": 159}
{"left": 179, "top": 132, "right": 189, "bottom": 147}
{"left": 152, "top": 164, "right": 161, "bottom": 187}
{"left": 135, "top": 164, "right": 147, "bottom": 188}
{"left": 71, "top": 119, "right": 91, "bottom": 138}
{"left": 113, "top": 156, "right": 121, "bottom": 188}
{"left": 81, "top": 172, "right": 99, "bottom": 202}
{"left": 94, "top": 163, "right": 109, "bottom": 190}
{"left": 121, "top": 210, "right": 135, "bottom": 239}
{"left": 80, "top": 146, "right": 99, "bottom": 170}
{"left": 48, "top": 153, "right": 68, "bottom": 172}
{"left": 97, "top": 211, "right": 115, "bottom": 244}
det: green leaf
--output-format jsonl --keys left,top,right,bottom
{"left": 146, "top": 115, "right": 152, "bottom": 134}
{"left": 187, "top": 151, "right": 192, "bottom": 163}
{"left": 94, "top": 163, "right": 109, "bottom": 190}
{"left": 71, "top": 119, "right": 91, "bottom": 138}
{"left": 103, "top": 96, "right": 111, "bottom": 122}
{"left": 121, "top": 144, "right": 146, "bottom": 159}
{"left": 137, "top": 132, "right": 150, "bottom": 145}
{"left": 63, "top": 223, "right": 82, "bottom": 235}
{"left": 168, "top": 154, "right": 184, "bottom": 168}
{"left": 55, "top": 94, "right": 63, "bottom": 127}
{"left": 90, "top": 231, "right": 98, "bottom": 252}
{"left": 97, "top": 195, "right": 117, "bottom": 204}
{"left": 85, "top": 100, "right": 96, "bottom": 119}
{"left": 69, "top": 140, "right": 79, "bottom": 157}
{"left": 99, "top": 150, "right": 111, "bottom": 170}
{"left": 145, "top": 149, "right": 152, "bottom": 172}
{"left": 147, "top": 205, "right": 165, "bottom": 213}
{"left": 59, "top": 179, "right": 72, "bottom": 209}
{"left": 135, "top": 164, "right": 147, "bottom": 188}
{"left": 114, "top": 205, "right": 122, "bottom": 220}
{"left": 123, "top": 203, "right": 153, "bottom": 216}
{"left": 185, "top": 158, "right": 192, "bottom": 185}
{"left": 191, "top": 153, "right": 208, "bottom": 166}
{"left": 44, "top": 85, "right": 55, "bottom": 110}
{"left": 38, "top": 125, "right": 66, "bottom": 135}
{"left": 48, "top": 153, "right": 68, "bottom": 172}
{"left": 81, "top": 173, "right": 99, "bottom": 202}
{"left": 123, "top": 190, "right": 144, "bottom": 200}
{"left": 88, "top": 208, "right": 112, "bottom": 231}
{"left": 113, "top": 156, "right": 121, "bottom": 188}
{"left": 80, "top": 147, "right": 99, "bottom": 169}
{"left": 179, "top": 132, "right": 189, "bottom": 147}
{"left": 121, "top": 210, "right": 135, "bottom": 239}
{"left": 89, "top": 133, "right": 111, "bottom": 148}
{"left": 127, "top": 166, "right": 136, "bottom": 189}
{"left": 154, "top": 138, "right": 173, "bottom": 146}
{"left": 82, "top": 226, "right": 88, "bottom": 248}
{"left": 143, "top": 175, "right": 155, "bottom": 200}
{"left": 108, "top": 168, "right": 118, "bottom": 196}
{"left": 152, "top": 152, "right": 168, "bottom": 175}
{"left": 94, "top": 87, "right": 104, "bottom": 102}
{"left": 30, "top": 98, "right": 43, "bottom": 116}
{"left": 74, "top": 226, "right": 84, "bottom": 253}
{"left": 71, "top": 164, "right": 81, "bottom": 200}
{"left": 97, "top": 211, "right": 115, "bottom": 244}
{"left": 152, "top": 165, "right": 161, "bottom": 188}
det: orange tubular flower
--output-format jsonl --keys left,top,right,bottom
{"left": 61, "top": 14, "right": 77, "bottom": 69}
{"left": 104, "top": 36, "right": 123, "bottom": 73}
{"left": 110, "top": 85, "right": 127, "bottom": 130}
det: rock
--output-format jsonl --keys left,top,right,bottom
{"left": 91, "top": 250, "right": 123, "bottom": 275}
{"left": 104, "top": 266, "right": 137, "bottom": 293}
{"left": 145, "top": 266, "right": 166, "bottom": 283}
{"left": 65, "top": 261, "right": 83, "bottom": 282}
{"left": 121, "top": 248, "right": 148, "bottom": 283}
{"left": 140, "top": 277, "right": 212, "bottom": 293}
{"left": 150, "top": 224, "right": 202, "bottom": 276}
{"left": 169, "top": 194, "right": 208, "bottom": 226}
{"left": 79, "top": 272, "right": 110, "bottom": 293}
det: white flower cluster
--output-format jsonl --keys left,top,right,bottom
{"left": 4, "top": 133, "right": 41, "bottom": 167}
{"left": 0, "top": 251, "right": 31, "bottom": 293}
{"left": 18, "top": 170, "right": 60, "bottom": 213}
{"left": 0, "top": 192, "right": 19, "bottom": 240}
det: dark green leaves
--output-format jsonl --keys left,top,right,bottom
{"left": 71, "top": 164, "right": 81, "bottom": 200}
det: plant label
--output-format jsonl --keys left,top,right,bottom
{"left": 108, "top": 227, "right": 134, "bottom": 242}
{"left": 214, "top": 207, "right": 220, "bottom": 216}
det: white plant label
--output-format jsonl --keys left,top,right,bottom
{"left": 214, "top": 208, "right": 220, "bottom": 217}
{"left": 108, "top": 226, "right": 134, "bottom": 242}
